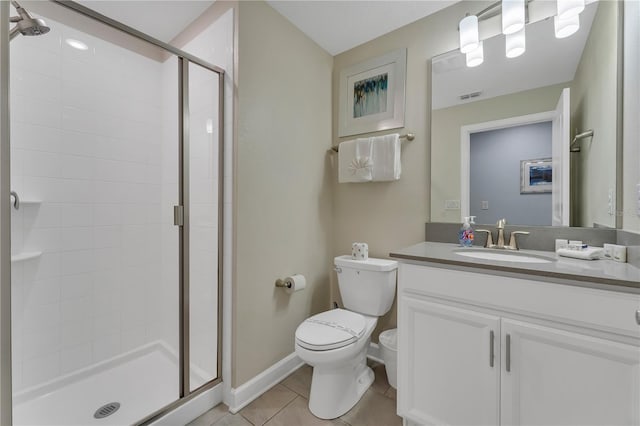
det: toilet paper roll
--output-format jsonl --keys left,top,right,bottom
{"left": 284, "top": 274, "right": 306, "bottom": 294}
{"left": 352, "top": 242, "right": 369, "bottom": 260}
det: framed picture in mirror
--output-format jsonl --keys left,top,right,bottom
{"left": 338, "top": 48, "right": 406, "bottom": 137}
{"left": 521, "top": 158, "right": 552, "bottom": 194}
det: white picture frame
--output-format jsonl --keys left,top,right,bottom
{"left": 338, "top": 48, "right": 407, "bottom": 137}
{"left": 521, "top": 158, "right": 553, "bottom": 194}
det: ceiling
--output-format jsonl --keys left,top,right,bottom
{"left": 75, "top": 1, "right": 216, "bottom": 43}
{"left": 73, "top": 1, "right": 458, "bottom": 55}
{"left": 266, "top": 1, "right": 458, "bottom": 55}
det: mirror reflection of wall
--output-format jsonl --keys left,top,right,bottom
{"left": 430, "top": 1, "right": 621, "bottom": 228}
{"left": 470, "top": 122, "right": 552, "bottom": 225}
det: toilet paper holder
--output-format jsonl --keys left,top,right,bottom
{"left": 275, "top": 278, "right": 292, "bottom": 289}
{"left": 275, "top": 274, "right": 306, "bottom": 293}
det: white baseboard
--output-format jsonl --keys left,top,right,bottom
{"left": 150, "top": 382, "right": 223, "bottom": 425}
{"left": 228, "top": 353, "right": 303, "bottom": 414}
{"left": 226, "top": 344, "right": 384, "bottom": 415}
{"left": 367, "top": 342, "right": 384, "bottom": 364}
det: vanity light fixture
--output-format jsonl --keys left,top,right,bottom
{"left": 459, "top": 15, "right": 479, "bottom": 54}
{"left": 502, "top": 0, "right": 525, "bottom": 35}
{"left": 466, "top": 41, "right": 484, "bottom": 67}
{"left": 557, "top": 0, "right": 585, "bottom": 20}
{"left": 460, "top": 0, "right": 583, "bottom": 67}
{"left": 505, "top": 27, "right": 526, "bottom": 58}
{"left": 554, "top": 14, "right": 580, "bottom": 39}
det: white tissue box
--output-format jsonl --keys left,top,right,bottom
{"left": 352, "top": 242, "right": 368, "bottom": 260}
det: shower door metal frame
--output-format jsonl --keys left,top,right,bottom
{"left": 0, "top": 1, "right": 227, "bottom": 424}
{"left": 0, "top": 2, "right": 13, "bottom": 425}
{"left": 177, "top": 57, "right": 226, "bottom": 400}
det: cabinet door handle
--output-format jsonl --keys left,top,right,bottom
{"left": 489, "top": 330, "right": 495, "bottom": 367}
{"left": 506, "top": 333, "right": 511, "bottom": 372}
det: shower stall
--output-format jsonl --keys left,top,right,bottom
{"left": 1, "top": 1, "right": 226, "bottom": 424}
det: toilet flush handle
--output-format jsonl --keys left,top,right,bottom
{"left": 334, "top": 266, "right": 342, "bottom": 273}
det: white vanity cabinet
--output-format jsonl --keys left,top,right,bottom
{"left": 397, "top": 262, "right": 640, "bottom": 426}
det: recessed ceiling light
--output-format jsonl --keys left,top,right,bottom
{"left": 65, "top": 38, "right": 88, "bottom": 51}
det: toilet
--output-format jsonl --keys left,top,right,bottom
{"left": 294, "top": 255, "right": 398, "bottom": 419}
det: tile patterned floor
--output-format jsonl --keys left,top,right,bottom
{"left": 187, "top": 361, "right": 401, "bottom": 426}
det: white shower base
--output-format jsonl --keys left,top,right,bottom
{"left": 13, "top": 342, "right": 204, "bottom": 426}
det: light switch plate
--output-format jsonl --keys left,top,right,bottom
{"left": 445, "top": 200, "right": 460, "bottom": 210}
{"left": 608, "top": 188, "right": 615, "bottom": 216}
{"left": 481, "top": 200, "right": 489, "bottom": 210}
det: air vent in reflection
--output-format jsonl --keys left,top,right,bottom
{"left": 459, "top": 91, "right": 482, "bottom": 101}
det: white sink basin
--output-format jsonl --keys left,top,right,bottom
{"left": 454, "top": 249, "right": 554, "bottom": 264}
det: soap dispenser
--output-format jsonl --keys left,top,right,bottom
{"left": 458, "top": 216, "right": 475, "bottom": 247}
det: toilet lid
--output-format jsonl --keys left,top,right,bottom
{"left": 295, "top": 309, "right": 367, "bottom": 351}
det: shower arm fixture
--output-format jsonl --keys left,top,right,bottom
{"left": 8, "top": 0, "right": 50, "bottom": 41}
{"left": 9, "top": 26, "right": 20, "bottom": 41}
{"left": 11, "top": 0, "right": 30, "bottom": 19}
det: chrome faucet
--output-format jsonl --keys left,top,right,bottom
{"left": 476, "top": 218, "right": 530, "bottom": 250}
{"left": 496, "top": 218, "right": 507, "bottom": 248}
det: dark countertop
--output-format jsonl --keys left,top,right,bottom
{"left": 390, "top": 242, "right": 640, "bottom": 291}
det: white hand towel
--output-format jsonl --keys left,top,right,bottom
{"left": 371, "top": 133, "right": 401, "bottom": 181}
{"left": 557, "top": 246, "right": 604, "bottom": 260}
{"left": 338, "top": 138, "right": 373, "bottom": 183}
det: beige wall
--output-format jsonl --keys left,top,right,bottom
{"left": 331, "top": 1, "right": 481, "bottom": 341}
{"left": 233, "top": 1, "right": 333, "bottom": 386}
{"left": 431, "top": 83, "right": 568, "bottom": 223}
{"left": 570, "top": 1, "right": 619, "bottom": 228}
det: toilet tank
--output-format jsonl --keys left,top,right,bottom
{"left": 334, "top": 255, "right": 398, "bottom": 316}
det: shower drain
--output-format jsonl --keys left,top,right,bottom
{"left": 94, "top": 402, "right": 121, "bottom": 419}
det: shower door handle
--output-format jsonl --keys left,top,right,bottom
{"left": 173, "top": 205, "right": 184, "bottom": 226}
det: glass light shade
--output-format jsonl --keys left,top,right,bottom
{"left": 459, "top": 15, "right": 479, "bottom": 54}
{"left": 502, "top": 0, "right": 525, "bottom": 35}
{"left": 557, "top": 0, "right": 585, "bottom": 20}
{"left": 554, "top": 14, "right": 580, "bottom": 38}
{"left": 466, "top": 41, "right": 484, "bottom": 67}
{"left": 505, "top": 28, "right": 526, "bottom": 58}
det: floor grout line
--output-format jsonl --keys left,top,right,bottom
{"left": 239, "top": 413, "right": 255, "bottom": 426}
{"left": 260, "top": 393, "right": 300, "bottom": 426}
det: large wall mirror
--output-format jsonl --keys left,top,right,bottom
{"left": 430, "top": 0, "right": 622, "bottom": 228}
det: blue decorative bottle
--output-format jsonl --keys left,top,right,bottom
{"left": 458, "top": 216, "right": 475, "bottom": 247}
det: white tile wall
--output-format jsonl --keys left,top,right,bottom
{"left": 10, "top": 6, "right": 233, "bottom": 394}
{"left": 10, "top": 18, "right": 178, "bottom": 392}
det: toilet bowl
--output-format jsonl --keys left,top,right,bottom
{"left": 294, "top": 256, "right": 397, "bottom": 419}
{"left": 295, "top": 309, "right": 377, "bottom": 419}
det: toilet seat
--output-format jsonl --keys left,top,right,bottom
{"left": 295, "top": 309, "right": 366, "bottom": 351}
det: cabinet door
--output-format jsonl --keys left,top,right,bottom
{"left": 398, "top": 297, "right": 500, "bottom": 425}
{"left": 501, "top": 319, "right": 640, "bottom": 425}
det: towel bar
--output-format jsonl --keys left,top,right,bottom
{"left": 330, "top": 133, "right": 414, "bottom": 153}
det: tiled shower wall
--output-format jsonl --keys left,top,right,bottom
{"left": 9, "top": 19, "right": 175, "bottom": 391}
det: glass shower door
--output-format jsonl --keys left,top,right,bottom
{"left": 186, "top": 62, "right": 221, "bottom": 391}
